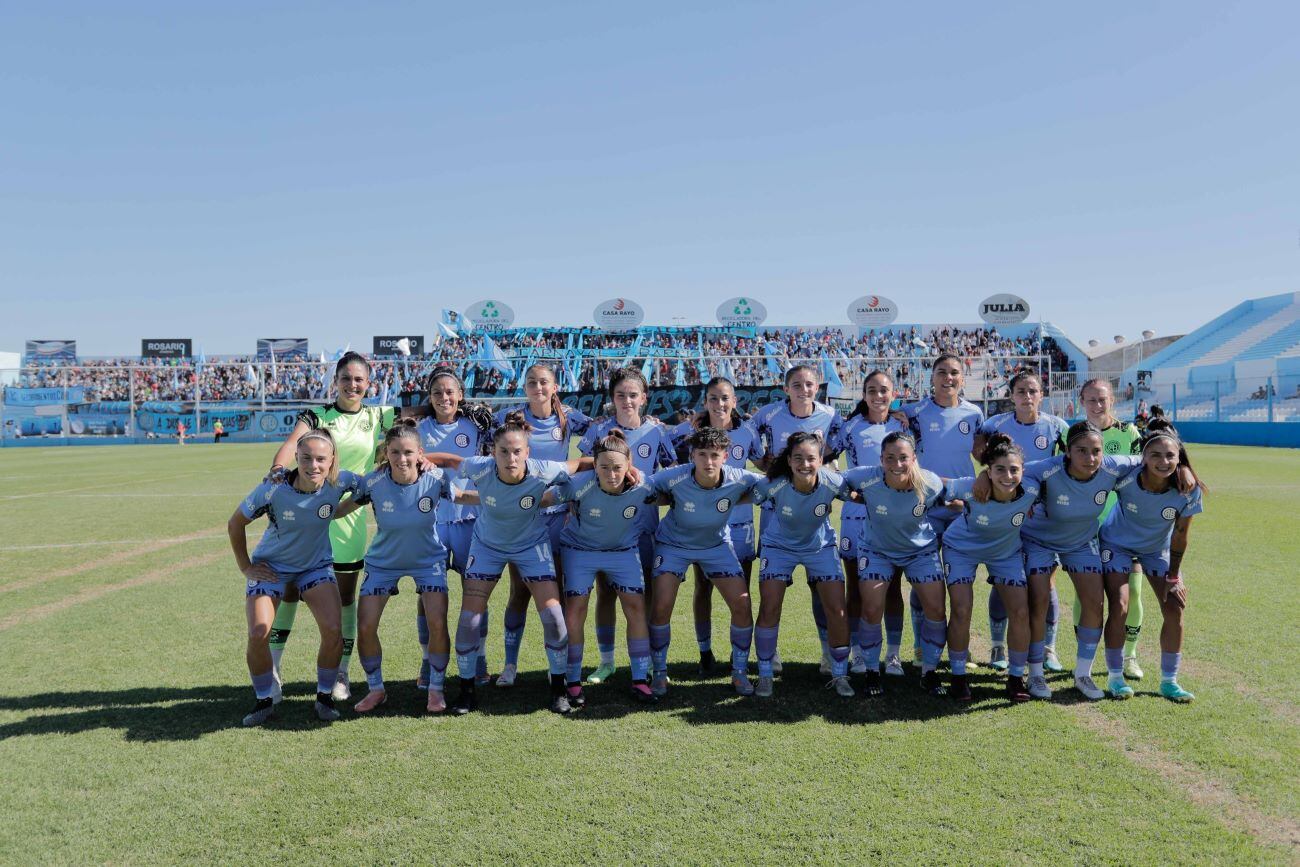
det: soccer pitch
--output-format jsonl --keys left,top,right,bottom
{"left": 0, "top": 443, "right": 1296, "bottom": 864}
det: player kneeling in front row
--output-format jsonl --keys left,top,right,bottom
{"left": 228, "top": 429, "right": 359, "bottom": 726}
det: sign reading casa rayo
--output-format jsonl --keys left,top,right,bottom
{"left": 978, "top": 293, "right": 1030, "bottom": 325}
{"left": 593, "top": 297, "right": 645, "bottom": 331}
{"left": 716, "top": 296, "right": 767, "bottom": 327}
{"left": 465, "top": 299, "right": 515, "bottom": 328}
{"left": 846, "top": 294, "right": 899, "bottom": 327}
{"left": 141, "top": 338, "right": 192, "bottom": 359}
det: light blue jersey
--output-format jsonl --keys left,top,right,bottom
{"left": 651, "top": 464, "right": 763, "bottom": 550}
{"left": 833, "top": 414, "right": 907, "bottom": 520}
{"left": 841, "top": 465, "right": 947, "bottom": 559}
{"left": 1101, "top": 467, "right": 1203, "bottom": 555}
{"left": 941, "top": 476, "right": 1041, "bottom": 562}
{"left": 552, "top": 471, "right": 653, "bottom": 552}
{"left": 461, "top": 456, "right": 571, "bottom": 553}
{"left": 493, "top": 404, "right": 593, "bottom": 463}
{"left": 353, "top": 468, "right": 450, "bottom": 573}
{"left": 903, "top": 397, "right": 984, "bottom": 479}
{"left": 750, "top": 468, "right": 847, "bottom": 555}
{"left": 978, "top": 411, "right": 1068, "bottom": 462}
{"left": 240, "top": 471, "right": 362, "bottom": 573}
{"left": 1021, "top": 455, "right": 1143, "bottom": 551}
{"left": 670, "top": 419, "right": 763, "bottom": 525}
{"left": 746, "top": 399, "right": 844, "bottom": 462}
{"left": 580, "top": 416, "right": 676, "bottom": 532}
{"left": 417, "top": 415, "right": 486, "bottom": 523}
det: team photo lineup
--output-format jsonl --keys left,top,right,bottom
{"left": 233, "top": 350, "right": 1202, "bottom": 726}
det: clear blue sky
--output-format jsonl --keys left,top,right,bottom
{"left": 3, "top": 2, "right": 1298, "bottom": 356}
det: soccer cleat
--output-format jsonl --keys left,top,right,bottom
{"left": 988, "top": 646, "right": 1009, "bottom": 672}
{"left": 1005, "top": 675, "right": 1031, "bottom": 703}
{"left": 353, "top": 689, "right": 387, "bottom": 713}
{"left": 771, "top": 651, "right": 783, "bottom": 675}
{"left": 863, "top": 670, "right": 884, "bottom": 697}
{"left": 242, "top": 698, "right": 274, "bottom": 727}
{"left": 884, "top": 654, "right": 904, "bottom": 677}
{"left": 426, "top": 688, "right": 447, "bottom": 714}
{"left": 1044, "top": 647, "right": 1064, "bottom": 673}
{"left": 1074, "top": 675, "right": 1105, "bottom": 701}
{"left": 566, "top": 684, "right": 586, "bottom": 710}
{"left": 450, "top": 679, "right": 477, "bottom": 715}
{"left": 549, "top": 675, "right": 572, "bottom": 714}
{"left": 732, "top": 673, "right": 755, "bottom": 696}
{"left": 1123, "top": 655, "right": 1144, "bottom": 681}
{"left": 950, "top": 674, "right": 973, "bottom": 702}
{"left": 314, "top": 694, "right": 341, "bottom": 722}
{"left": 1107, "top": 677, "right": 1134, "bottom": 700}
{"left": 1160, "top": 681, "right": 1195, "bottom": 703}
{"left": 819, "top": 651, "right": 832, "bottom": 675}
{"left": 629, "top": 681, "right": 659, "bottom": 704}
{"left": 755, "top": 675, "right": 775, "bottom": 698}
{"left": 1027, "top": 675, "right": 1053, "bottom": 700}
{"left": 921, "top": 670, "right": 947, "bottom": 696}
{"left": 270, "top": 666, "right": 283, "bottom": 705}
{"left": 331, "top": 672, "right": 351, "bottom": 702}
{"left": 586, "top": 662, "right": 616, "bottom": 685}
{"left": 475, "top": 671, "right": 492, "bottom": 687}
{"left": 827, "top": 675, "right": 855, "bottom": 698}
{"left": 650, "top": 674, "right": 670, "bottom": 697}
{"left": 495, "top": 663, "right": 517, "bottom": 688}
{"left": 698, "top": 650, "right": 717, "bottom": 675}
{"left": 850, "top": 655, "right": 868, "bottom": 675}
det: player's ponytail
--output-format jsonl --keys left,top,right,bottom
{"left": 766, "top": 431, "right": 823, "bottom": 481}
{"left": 296, "top": 428, "right": 340, "bottom": 486}
{"left": 979, "top": 432, "right": 1023, "bottom": 467}
{"left": 494, "top": 409, "right": 533, "bottom": 441}
{"left": 881, "top": 430, "right": 927, "bottom": 503}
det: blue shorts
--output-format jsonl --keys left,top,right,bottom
{"left": 728, "top": 521, "right": 756, "bottom": 563}
{"left": 636, "top": 531, "right": 656, "bottom": 579}
{"left": 245, "top": 564, "right": 336, "bottom": 599}
{"left": 759, "top": 545, "right": 844, "bottom": 585}
{"left": 653, "top": 541, "right": 742, "bottom": 582}
{"left": 1024, "top": 537, "right": 1102, "bottom": 576}
{"left": 858, "top": 549, "right": 944, "bottom": 585}
{"left": 1100, "top": 543, "right": 1170, "bottom": 578}
{"left": 439, "top": 520, "right": 475, "bottom": 575}
{"left": 838, "top": 516, "right": 865, "bottom": 561}
{"left": 943, "top": 549, "right": 1027, "bottom": 588}
{"left": 560, "top": 546, "right": 646, "bottom": 596}
{"left": 465, "top": 538, "right": 556, "bottom": 583}
{"left": 360, "top": 565, "right": 448, "bottom": 596}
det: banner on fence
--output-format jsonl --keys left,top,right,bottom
{"left": 4, "top": 387, "right": 85, "bottom": 406}
{"left": 256, "top": 338, "right": 310, "bottom": 360}
{"left": 24, "top": 340, "right": 77, "bottom": 361}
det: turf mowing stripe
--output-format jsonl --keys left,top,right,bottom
{"left": 1067, "top": 703, "right": 1300, "bottom": 853}
{"left": 0, "top": 535, "right": 227, "bottom": 551}
{"left": 1185, "top": 658, "right": 1300, "bottom": 728}
{"left": 0, "top": 472, "right": 207, "bottom": 500}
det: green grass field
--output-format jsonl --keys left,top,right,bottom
{"left": 0, "top": 443, "right": 1297, "bottom": 864}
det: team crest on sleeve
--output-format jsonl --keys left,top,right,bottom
{"left": 418, "top": 497, "right": 434, "bottom": 513}
{"left": 1011, "top": 512, "right": 1025, "bottom": 526}
{"left": 551, "top": 427, "right": 564, "bottom": 441}
{"left": 455, "top": 433, "right": 470, "bottom": 448}
{"left": 638, "top": 443, "right": 652, "bottom": 458}
{"left": 1035, "top": 435, "right": 1049, "bottom": 451}
{"left": 623, "top": 505, "right": 638, "bottom": 520}
{"left": 519, "top": 495, "right": 536, "bottom": 510}
{"left": 958, "top": 420, "right": 972, "bottom": 434}
{"left": 317, "top": 504, "right": 333, "bottom": 519}
{"left": 716, "top": 498, "right": 731, "bottom": 512}
{"left": 912, "top": 503, "right": 926, "bottom": 517}
{"left": 814, "top": 503, "right": 829, "bottom": 517}
{"left": 1093, "top": 491, "right": 1108, "bottom": 506}
{"left": 1161, "top": 506, "right": 1178, "bottom": 521}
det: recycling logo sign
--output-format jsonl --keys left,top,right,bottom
{"left": 716, "top": 296, "right": 767, "bottom": 327}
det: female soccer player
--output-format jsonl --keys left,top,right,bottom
{"left": 942, "top": 434, "right": 1041, "bottom": 702}
{"left": 747, "top": 364, "right": 843, "bottom": 673}
{"left": 670, "top": 377, "right": 763, "bottom": 675}
{"left": 492, "top": 363, "right": 593, "bottom": 688}
{"left": 843, "top": 432, "right": 951, "bottom": 696}
{"left": 1098, "top": 423, "right": 1204, "bottom": 701}
{"left": 334, "top": 420, "right": 453, "bottom": 714}
{"left": 229, "top": 429, "right": 360, "bottom": 726}
{"left": 549, "top": 429, "right": 658, "bottom": 707}
{"left": 646, "top": 427, "right": 764, "bottom": 697}
{"left": 901, "top": 353, "right": 984, "bottom": 665}
{"left": 266, "top": 352, "right": 394, "bottom": 701}
{"left": 578, "top": 367, "right": 676, "bottom": 684}
{"left": 974, "top": 370, "right": 1068, "bottom": 671}
{"left": 416, "top": 368, "right": 494, "bottom": 688}
{"left": 834, "top": 370, "right": 909, "bottom": 677}
{"left": 751, "top": 432, "right": 854, "bottom": 698}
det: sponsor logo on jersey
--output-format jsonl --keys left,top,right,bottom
{"left": 782, "top": 505, "right": 793, "bottom": 516}
{"left": 1161, "top": 506, "right": 1178, "bottom": 521}
{"left": 519, "top": 495, "right": 536, "bottom": 510}
{"left": 1093, "top": 491, "right": 1108, "bottom": 506}
{"left": 638, "top": 443, "right": 652, "bottom": 458}
{"left": 958, "top": 421, "right": 972, "bottom": 435}
{"left": 418, "top": 496, "right": 433, "bottom": 513}
{"left": 1127, "top": 502, "right": 1139, "bottom": 513}
{"left": 1011, "top": 512, "right": 1025, "bottom": 526}
{"left": 684, "top": 501, "right": 696, "bottom": 512}
{"left": 1056, "top": 495, "right": 1070, "bottom": 506}
{"left": 381, "top": 500, "right": 396, "bottom": 513}
{"left": 455, "top": 433, "right": 470, "bottom": 448}
{"left": 716, "top": 498, "right": 731, "bottom": 512}
{"left": 282, "top": 509, "right": 296, "bottom": 521}
{"left": 317, "top": 504, "right": 333, "bottom": 519}
{"left": 588, "top": 507, "right": 603, "bottom": 518}
{"left": 814, "top": 503, "right": 829, "bottom": 517}
{"left": 875, "top": 504, "right": 889, "bottom": 515}
{"left": 623, "top": 505, "right": 638, "bottom": 520}
{"left": 1035, "top": 435, "right": 1049, "bottom": 451}
{"left": 912, "top": 503, "right": 926, "bottom": 517}
{"left": 484, "top": 495, "right": 497, "bottom": 508}
{"left": 976, "top": 514, "right": 989, "bottom": 526}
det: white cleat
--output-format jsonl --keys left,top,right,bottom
{"left": 850, "top": 655, "right": 868, "bottom": 675}
{"left": 331, "top": 672, "right": 351, "bottom": 703}
{"left": 1027, "top": 675, "right": 1053, "bottom": 700}
{"left": 495, "top": 663, "right": 517, "bottom": 687}
{"left": 884, "top": 654, "right": 905, "bottom": 677}
{"left": 270, "top": 667, "right": 283, "bottom": 706}
{"left": 827, "top": 675, "right": 855, "bottom": 698}
{"left": 1074, "top": 674, "right": 1105, "bottom": 701}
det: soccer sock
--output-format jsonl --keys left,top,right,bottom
{"left": 829, "top": 644, "right": 850, "bottom": 678}
{"left": 250, "top": 670, "right": 275, "bottom": 700}
{"left": 1071, "top": 590, "right": 1082, "bottom": 630}
{"left": 1009, "top": 649, "right": 1028, "bottom": 678}
{"left": 951, "top": 649, "right": 968, "bottom": 677}
{"left": 567, "top": 642, "right": 585, "bottom": 685}
{"left": 850, "top": 620, "right": 863, "bottom": 664}
{"left": 597, "top": 624, "right": 617, "bottom": 667}
{"left": 859, "top": 619, "right": 883, "bottom": 672}
{"left": 1124, "top": 573, "right": 1142, "bottom": 656}
{"left": 454, "top": 610, "right": 483, "bottom": 681}
{"left": 810, "top": 593, "right": 829, "bottom": 656}
{"left": 695, "top": 621, "right": 712, "bottom": 654}
{"left": 1028, "top": 640, "right": 1046, "bottom": 679}
{"left": 884, "top": 613, "right": 904, "bottom": 657}
{"left": 729, "top": 625, "right": 753, "bottom": 676}
{"left": 360, "top": 654, "right": 383, "bottom": 692}
{"left": 909, "top": 589, "right": 925, "bottom": 653}
{"left": 416, "top": 610, "right": 431, "bottom": 683}
{"left": 628, "top": 637, "right": 651, "bottom": 682}
{"left": 988, "top": 592, "right": 1008, "bottom": 648}
{"left": 539, "top": 606, "right": 569, "bottom": 678}
{"left": 755, "top": 625, "right": 779, "bottom": 678}
{"left": 1160, "top": 651, "right": 1181, "bottom": 682}
{"left": 339, "top": 601, "right": 357, "bottom": 675}
{"left": 428, "top": 652, "right": 449, "bottom": 693}
{"left": 268, "top": 601, "right": 297, "bottom": 669}
{"left": 316, "top": 666, "right": 339, "bottom": 696}
{"left": 1075, "top": 626, "right": 1102, "bottom": 678}
{"left": 477, "top": 605, "right": 490, "bottom": 678}
{"left": 503, "top": 607, "right": 527, "bottom": 668}
{"left": 1046, "top": 584, "right": 1061, "bottom": 650}
{"left": 920, "top": 618, "right": 947, "bottom": 673}
{"left": 1104, "top": 647, "right": 1124, "bottom": 680}
{"left": 649, "top": 624, "right": 671, "bottom": 676}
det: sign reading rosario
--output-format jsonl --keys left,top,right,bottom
{"left": 593, "top": 298, "right": 645, "bottom": 330}
{"left": 141, "top": 339, "right": 192, "bottom": 358}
